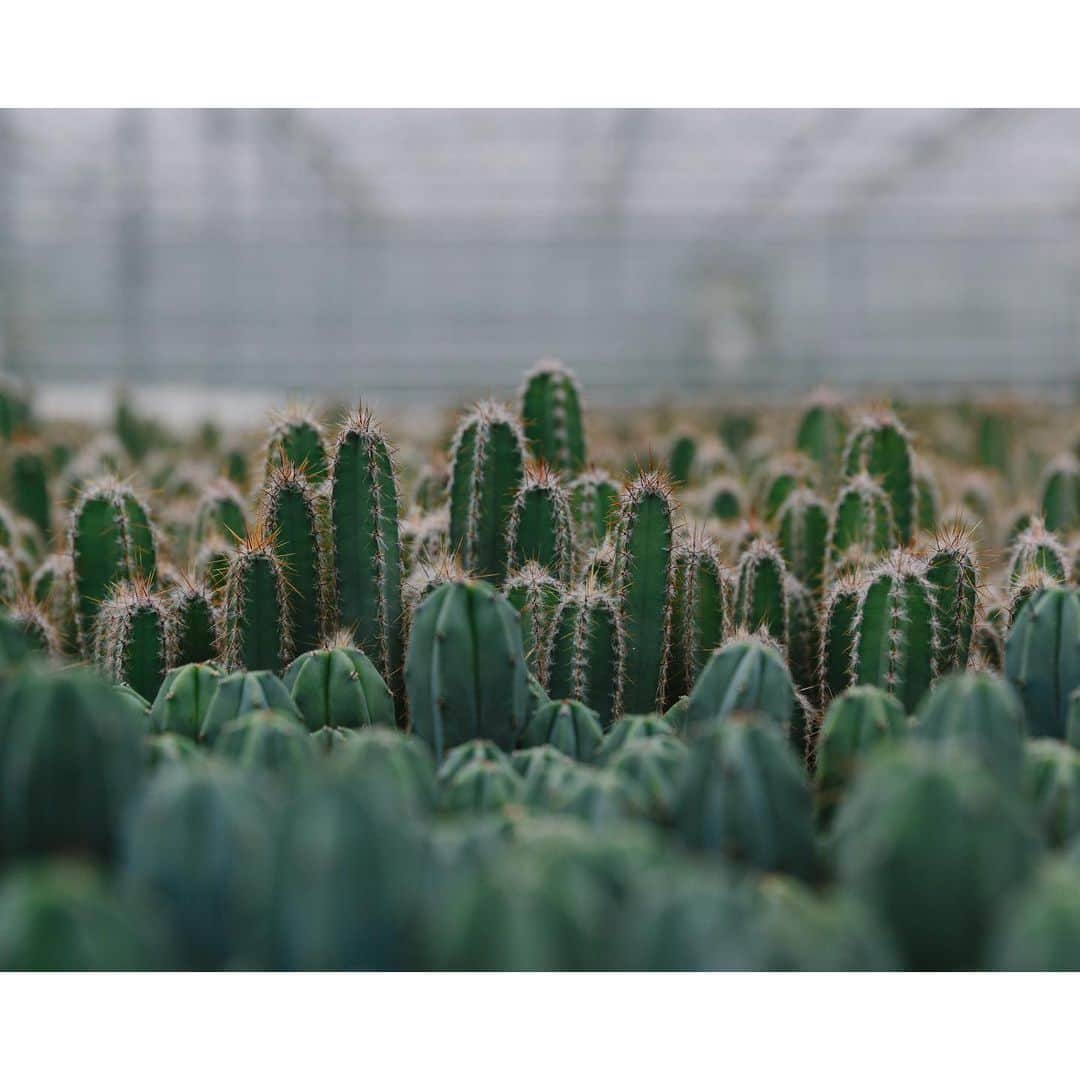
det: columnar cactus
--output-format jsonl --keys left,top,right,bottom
{"left": 820, "top": 570, "right": 865, "bottom": 701}
{"left": 169, "top": 580, "right": 219, "bottom": 665}
{"left": 612, "top": 470, "right": 676, "bottom": 715}
{"left": 702, "top": 476, "right": 746, "bottom": 523}
{"left": 544, "top": 581, "right": 625, "bottom": 728}
{"left": 448, "top": 400, "right": 526, "bottom": 585}
{"left": 827, "top": 472, "right": 894, "bottom": 576}
{"left": 975, "top": 409, "right": 1014, "bottom": 474}
{"left": 3, "top": 598, "right": 60, "bottom": 658}
{"left": 784, "top": 575, "right": 819, "bottom": 700}
{"left": 94, "top": 580, "right": 176, "bottom": 701}
{"left": 758, "top": 453, "right": 815, "bottom": 521}
{"left": 199, "top": 668, "right": 300, "bottom": 744}
{"left": 260, "top": 462, "right": 328, "bottom": 656}
{"left": 734, "top": 538, "right": 788, "bottom": 645}
{"left": 518, "top": 357, "right": 586, "bottom": 475}
{"left": 567, "top": 468, "right": 618, "bottom": 560}
{"left": 925, "top": 527, "right": 978, "bottom": 674}
{"left": 69, "top": 477, "right": 157, "bottom": 650}
{"left": 30, "top": 552, "right": 77, "bottom": 652}
{"left": 404, "top": 579, "right": 527, "bottom": 759}
{"left": 850, "top": 551, "right": 938, "bottom": 713}
{"left": 776, "top": 488, "right": 829, "bottom": 596}
{"left": 506, "top": 463, "right": 573, "bottom": 580}
{"left": 1005, "top": 585, "right": 1080, "bottom": 739}
{"left": 502, "top": 562, "right": 561, "bottom": 681}
{"left": 912, "top": 458, "right": 939, "bottom": 535}
{"left": 795, "top": 390, "right": 847, "bottom": 483}
{"left": 843, "top": 411, "right": 916, "bottom": 544}
{"left": 666, "top": 535, "right": 730, "bottom": 704}
{"left": 413, "top": 458, "right": 450, "bottom": 513}
{"left": 1040, "top": 452, "right": 1079, "bottom": 535}
{"left": 328, "top": 408, "right": 404, "bottom": 700}
{"left": 264, "top": 406, "right": 327, "bottom": 480}
{"left": 221, "top": 530, "right": 293, "bottom": 673}
{"left": 11, "top": 443, "right": 51, "bottom": 541}
{"left": 520, "top": 698, "right": 604, "bottom": 761}
{"left": 667, "top": 432, "right": 697, "bottom": 487}
{"left": 1006, "top": 517, "right": 1068, "bottom": 586}
{"left": 1008, "top": 567, "right": 1057, "bottom": 627}
{"left": 150, "top": 662, "right": 224, "bottom": 741}
{"left": 192, "top": 480, "right": 248, "bottom": 547}
{"left": 194, "top": 538, "right": 233, "bottom": 595}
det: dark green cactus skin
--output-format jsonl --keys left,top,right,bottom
{"left": 170, "top": 582, "right": 219, "bottom": 665}
{"left": 608, "top": 734, "right": 688, "bottom": 821}
{"left": 192, "top": 480, "right": 248, "bottom": 547}
{"left": 2, "top": 599, "right": 60, "bottom": 658}
{"left": 851, "top": 553, "right": 937, "bottom": 713}
{"left": 520, "top": 698, "right": 603, "bottom": 761}
{"left": 1006, "top": 586, "right": 1080, "bottom": 739}
{"left": 613, "top": 472, "right": 676, "bottom": 715}
{"left": 94, "top": 583, "right": 175, "bottom": 702}
{"left": 975, "top": 410, "right": 1013, "bottom": 474}
{"left": 674, "top": 715, "right": 816, "bottom": 880}
{"left": 913, "top": 460, "right": 940, "bottom": 535}
{"left": 283, "top": 643, "right": 395, "bottom": 731}
{"left": 1006, "top": 518, "right": 1068, "bottom": 586}
{"left": 925, "top": 530, "right": 978, "bottom": 674}
{"left": 567, "top": 469, "right": 618, "bottom": 560}
{"left": 503, "top": 562, "right": 561, "bottom": 682}
{"left": 69, "top": 478, "right": 158, "bottom": 651}
{"left": 784, "top": 575, "right": 819, "bottom": 701}
{"left": 796, "top": 393, "right": 847, "bottom": 483}
{"left": 0, "top": 665, "right": 146, "bottom": 862}
{"left": 265, "top": 408, "right": 327, "bottom": 480}
{"left": 507, "top": 464, "right": 573, "bottom": 580}
{"left": 261, "top": 463, "right": 327, "bottom": 656}
{"left": 437, "top": 738, "right": 515, "bottom": 786}
{"left": 1040, "top": 453, "right": 1079, "bottom": 535}
{"left": 413, "top": 460, "right": 450, "bottom": 514}
{"left": 545, "top": 584, "right": 624, "bottom": 728}
{"left": 580, "top": 537, "right": 616, "bottom": 587}
{"left": 843, "top": 412, "right": 916, "bottom": 544}
{"left": 30, "top": 553, "right": 77, "bottom": 653}
{"left": 759, "top": 455, "right": 814, "bottom": 522}
{"left": 195, "top": 540, "right": 232, "bottom": 595}
{"left": 666, "top": 537, "right": 729, "bottom": 705}
{"left": 1008, "top": 568, "right": 1057, "bottom": 628}
{"left": 519, "top": 358, "right": 586, "bottom": 475}
{"left": 734, "top": 538, "right": 788, "bottom": 644}
{"left": 667, "top": 433, "right": 697, "bottom": 487}
{"left": 221, "top": 535, "right": 292, "bottom": 673}
{"left": 1022, "top": 739, "right": 1080, "bottom": 848}
{"left": 820, "top": 573, "right": 862, "bottom": 702}
{"left": 833, "top": 744, "right": 1042, "bottom": 971}
{"left": 814, "top": 685, "right": 906, "bottom": 823}
{"left": 0, "top": 379, "right": 31, "bottom": 439}
{"left": 990, "top": 861, "right": 1080, "bottom": 971}
{"left": 0, "top": 546, "right": 20, "bottom": 604}
{"left": 329, "top": 727, "right": 437, "bottom": 818}
{"left": 199, "top": 669, "right": 300, "bottom": 745}
{"left": 703, "top": 476, "right": 745, "bottom": 523}
{"left": 216, "top": 709, "right": 317, "bottom": 777}
{"left": 914, "top": 671, "right": 1025, "bottom": 789}
{"left": 827, "top": 473, "right": 894, "bottom": 577}
{"left": 448, "top": 401, "right": 525, "bottom": 585}
{"left": 11, "top": 445, "right": 51, "bottom": 540}
{"left": 595, "top": 713, "right": 673, "bottom": 763}
{"left": 440, "top": 760, "right": 523, "bottom": 814}
{"left": 329, "top": 409, "right": 405, "bottom": 702}
{"left": 405, "top": 580, "right": 528, "bottom": 760}
{"left": 151, "top": 662, "right": 225, "bottom": 741}
{"left": 777, "top": 489, "right": 829, "bottom": 596}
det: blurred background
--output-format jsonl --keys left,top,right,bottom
{"left": 1, "top": 108, "right": 1079, "bottom": 414}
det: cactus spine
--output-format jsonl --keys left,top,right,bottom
{"left": 328, "top": 408, "right": 404, "bottom": 702}
{"left": 506, "top": 463, "right": 573, "bottom": 580}
{"left": 734, "top": 538, "right": 788, "bottom": 645}
{"left": 502, "top": 562, "right": 561, "bottom": 682}
{"left": 567, "top": 468, "right": 618, "bottom": 566}
{"left": 776, "top": 488, "right": 830, "bottom": 596}
{"left": 666, "top": 535, "right": 729, "bottom": 704}
{"left": 843, "top": 411, "right": 916, "bottom": 544}
{"left": 94, "top": 580, "right": 176, "bottom": 701}
{"left": 612, "top": 471, "right": 676, "bottom": 715}
{"left": 827, "top": 473, "right": 895, "bottom": 576}
{"left": 519, "top": 357, "right": 586, "bottom": 475}
{"left": 265, "top": 406, "right": 327, "bottom": 480}
{"left": 221, "top": 530, "right": 292, "bottom": 672}
{"left": 1007, "top": 517, "right": 1068, "bottom": 586}
{"left": 925, "top": 526, "right": 979, "bottom": 674}
{"left": 192, "top": 480, "right": 247, "bottom": 547}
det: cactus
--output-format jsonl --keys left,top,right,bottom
{"left": 502, "top": 562, "right": 561, "bottom": 682}
{"left": 329, "top": 728, "right": 437, "bottom": 818}
{"left": 0, "top": 545, "right": 20, "bottom": 604}
{"left": 733, "top": 538, "right": 788, "bottom": 644}
{"left": 814, "top": 685, "right": 906, "bottom": 822}
{"left": 69, "top": 477, "right": 157, "bottom": 650}
{"left": 518, "top": 357, "right": 586, "bottom": 475}
{"left": 199, "top": 669, "right": 300, "bottom": 744}
{"left": 595, "top": 713, "right": 673, "bottom": 763}
{"left": 1005, "top": 585, "right": 1080, "bottom": 739}
{"left": 440, "top": 760, "right": 522, "bottom": 814}
{"left": 260, "top": 462, "right": 328, "bottom": 656}
{"left": 991, "top": 861, "right": 1080, "bottom": 971}
{"left": 194, "top": 537, "right": 233, "bottom": 594}
{"left": 169, "top": 580, "right": 219, "bottom": 665}
{"left": 216, "top": 709, "right": 317, "bottom": 778}
{"left": 776, "top": 489, "right": 829, "bottom": 596}
{"left": 820, "top": 570, "right": 863, "bottom": 701}
{"left": 827, "top": 472, "right": 894, "bottom": 578}
{"left": 795, "top": 390, "right": 847, "bottom": 483}
{"left": 567, "top": 468, "right": 618, "bottom": 561}
{"left": 506, "top": 463, "right": 573, "bottom": 580}
{"left": 520, "top": 698, "right": 603, "bottom": 761}
{"left": 328, "top": 408, "right": 405, "bottom": 699}
{"left": 1008, "top": 567, "right": 1057, "bottom": 627}
{"left": 1040, "top": 452, "right": 1079, "bottom": 535}
{"left": 702, "top": 475, "right": 745, "bottom": 523}
{"left": 1006, "top": 517, "right": 1068, "bottom": 586}
{"left": 912, "top": 459, "right": 939, "bottom": 535}
{"left": 10, "top": 443, "right": 51, "bottom": 540}
{"left": 544, "top": 581, "right": 624, "bottom": 728}
{"left": 666, "top": 535, "right": 730, "bottom": 704}
{"left": 192, "top": 480, "right": 248, "bottom": 547}
{"left": 784, "top": 574, "right": 819, "bottom": 699}
{"left": 264, "top": 406, "right": 328, "bottom": 480}
{"left": 612, "top": 471, "right": 676, "bottom": 715}
{"left": 30, "top": 553, "right": 76, "bottom": 652}
{"left": 975, "top": 409, "right": 1014, "bottom": 474}
{"left": 150, "top": 662, "right": 225, "bottom": 741}
{"left": 2, "top": 598, "right": 60, "bottom": 657}
{"left": 1023, "top": 739, "right": 1080, "bottom": 848}
{"left": 758, "top": 453, "right": 815, "bottom": 521}
{"left": 448, "top": 400, "right": 526, "bottom": 584}
{"left": 580, "top": 536, "right": 616, "bottom": 587}
{"left": 94, "top": 580, "right": 176, "bottom": 701}
{"left": 221, "top": 530, "right": 292, "bottom": 673}
{"left": 282, "top": 635, "right": 395, "bottom": 731}
{"left": 405, "top": 579, "right": 528, "bottom": 760}
{"left": 850, "top": 551, "right": 938, "bottom": 713}
{"left": 608, "top": 735, "right": 687, "bottom": 821}
{"left": 0, "top": 377, "right": 31, "bottom": 439}
{"left": 667, "top": 432, "right": 697, "bottom": 487}
{"left": 843, "top": 411, "right": 916, "bottom": 544}
{"left": 413, "top": 458, "right": 450, "bottom": 513}
{"left": 925, "top": 526, "right": 979, "bottom": 674}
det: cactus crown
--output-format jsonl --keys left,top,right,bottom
{"left": 221, "top": 527, "right": 294, "bottom": 670}
{"left": 506, "top": 461, "right": 573, "bottom": 579}
{"left": 264, "top": 404, "right": 327, "bottom": 478}
{"left": 1006, "top": 515, "right": 1068, "bottom": 585}
{"left": 93, "top": 577, "right": 177, "bottom": 693}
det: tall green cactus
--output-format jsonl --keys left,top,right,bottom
{"left": 912, "top": 458, "right": 939, "bottom": 535}
{"left": 758, "top": 453, "right": 815, "bottom": 522}
{"left": 448, "top": 400, "right": 526, "bottom": 585}
{"left": 169, "top": 580, "right": 219, "bottom": 665}
{"left": 1040, "top": 452, "right": 1079, "bottom": 535}
{"left": 843, "top": 411, "right": 916, "bottom": 544}
{"left": 264, "top": 406, "right": 327, "bottom": 481}
{"left": 975, "top": 409, "right": 1014, "bottom": 474}
{"left": 796, "top": 389, "right": 847, "bottom": 483}
{"left": 3, "top": 597, "right": 60, "bottom": 658}
{"left": 544, "top": 581, "right": 625, "bottom": 728}
{"left": 506, "top": 463, "right": 573, "bottom": 580}
{"left": 827, "top": 472, "right": 894, "bottom": 578}
{"left": 612, "top": 471, "right": 676, "bottom": 715}
{"left": 30, "top": 553, "right": 77, "bottom": 653}
{"left": 10, "top": 443, "right": 51, "bottom": 541}
{"left": 94, "top": 581, "right": 176, "bottom": 701}
{"left": 221, "top": 530, "right": 293, "bottom": 672}
{"left": 784, "top": 575, "right": 819, "bottom": 700}
{"left": 567, "top": 468, "right": 618, "bottom": 560}
{"left": 925, "top": 526, "right": 978, "bottom": 674}
{"left": 518, "top": 357, "right": 586, "bottom": 475}
{"left": 192, "top": 480, "right": 248, "bottom": 548}
{"left": 69, "top": 477, "right": 157, "bottom": 651}
{"left": 776, "top": 488, "right": 829, "bottom": 596}
{"left": 702, "top": 476, "right": 746, "bottom": 523}
{"left": 261, "top": 462, "right": 328, "bottom": 657}
{"left": 328, "top": 408, "right": 404, "bottom": 700}
{"left": 1007, "top": 517, "right": 1068, "bottom": 586}
{"left": 850, "top": 551, "right": 937, "bottom": 712}
{"left": 666, "top": 535, "right": 730, "bottom": 705}
{"left": 666, "top": 432, "right": 697, "bottom": 487}
{"left": 404, "top": 579, "right": 527, "bottom": 759}
{"left": 502, "top": 562, "right": 561, "bottom": 682}
{"left": 734, "top": 538, "right": 788, "bottom": 644}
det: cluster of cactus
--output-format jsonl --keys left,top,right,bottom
{"left": 1, "top": 366, "right": 1079, "bottom": 972}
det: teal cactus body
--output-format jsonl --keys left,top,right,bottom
{"left": 199, "top": 669, "right": 300, "bottom": 745}
{"left": 667, "top": 432, "right": 697, "bottom": 486}
{"left": 925, "top": 528, "right": 978, "bottom": 674}
{"left": 612, "top": 471, "right": 676, "bottom": 715}
{"left": 796, "top": 390, "right": 847, "bottom": 483}
{"left": 520, "top": 698, "right": 603, "bottom": 761}
{"left": 502, "top": 562, "right": 561, "bottom": 682}
{"left": 1040, "top": 452, "right": 1079, "bottom": 535}
{"left": 1006, "top": 517, "right": 1068, "bottom": 586}
{"left": 1023, "top": 739, "right": 1080, "bottom": 848}
{"left": 991, "top": 861, "right": 1080, "bottom": 971}
{"left": 448, "top": 400, "right": 526, "bottom": 585}
{"left": 776, "top": 488, "right": 829, "bottom": 596}
{"left": 595, "top": 713, "right": 673, "bottom": 763}
{"left": 94, "top": 581, "right": 175, "bottom": 701}
{"left": 283, "top": 638, "right": 395, "bottom": 731}
{"left": 11, "top": 444, "right": 51, "bottom": 540}
{"left": 913, "top": 459, "right": 939, "bottom": 534}
{"left": 519, "top": 357, "right": 586, "bottom": 475}
{"left": 440, "top": 760, "right": 522, "bottom": 814}
{"left": 666, "top": 535, "right": 729, "bottom": 705}
{"left": 843, "top": 411, "right": 916, "bottom": 544}
{"left": 192, "top": 479, "right": 247, "bottom": 547}
{"left": 221, "top": 532, "right": 292, "bottom": 672}
{"left": 567, "top": 468, "right": 618, "bottom": 561}
{"left": 733, "top": 537, "right": 788, "bottom": 644}
{"left": 702, "top": 476, "right": 745, "bottom": 523}
{"left": 758, "top": 453, "right": 815, "bottom": 521}
{"left": 265, "top": 406, "right": 327, "bottom": 480}
{"left": 827, "top": 473, "right": 894, "bottom": 576}
{"left": 609, "top": 735, "right": 688, "bottom": 821}
{"left": 506, "top": 463, "right": 573, "bottom": 580}
{"left": 784, "top": 575, "right": 819, "bottom": 700}
{"left": 405, "top": 579, "right": 528, "bottom": 759}
{"left": 2, "top": 598, "right": 60, "bottom": 657}
{"left": 151, "top": 662, "right": 224, "bottom": 741}
{"left": 216, "top": 709, "right": 317, "bottom": 778}
{"left": 820, "top": 571, "right": 865, "bottom": 701}
{"left": 328, "top": 408, "right": 404, "bottom": 702}
{"left": 169, "top": 581, "right": 219, "bottom": 665}
{"left": 1005, "top": 586, "right": 1080, "bottom": 739}
{"left": 30, "top": 552, "right": 77, "bottom": 652}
